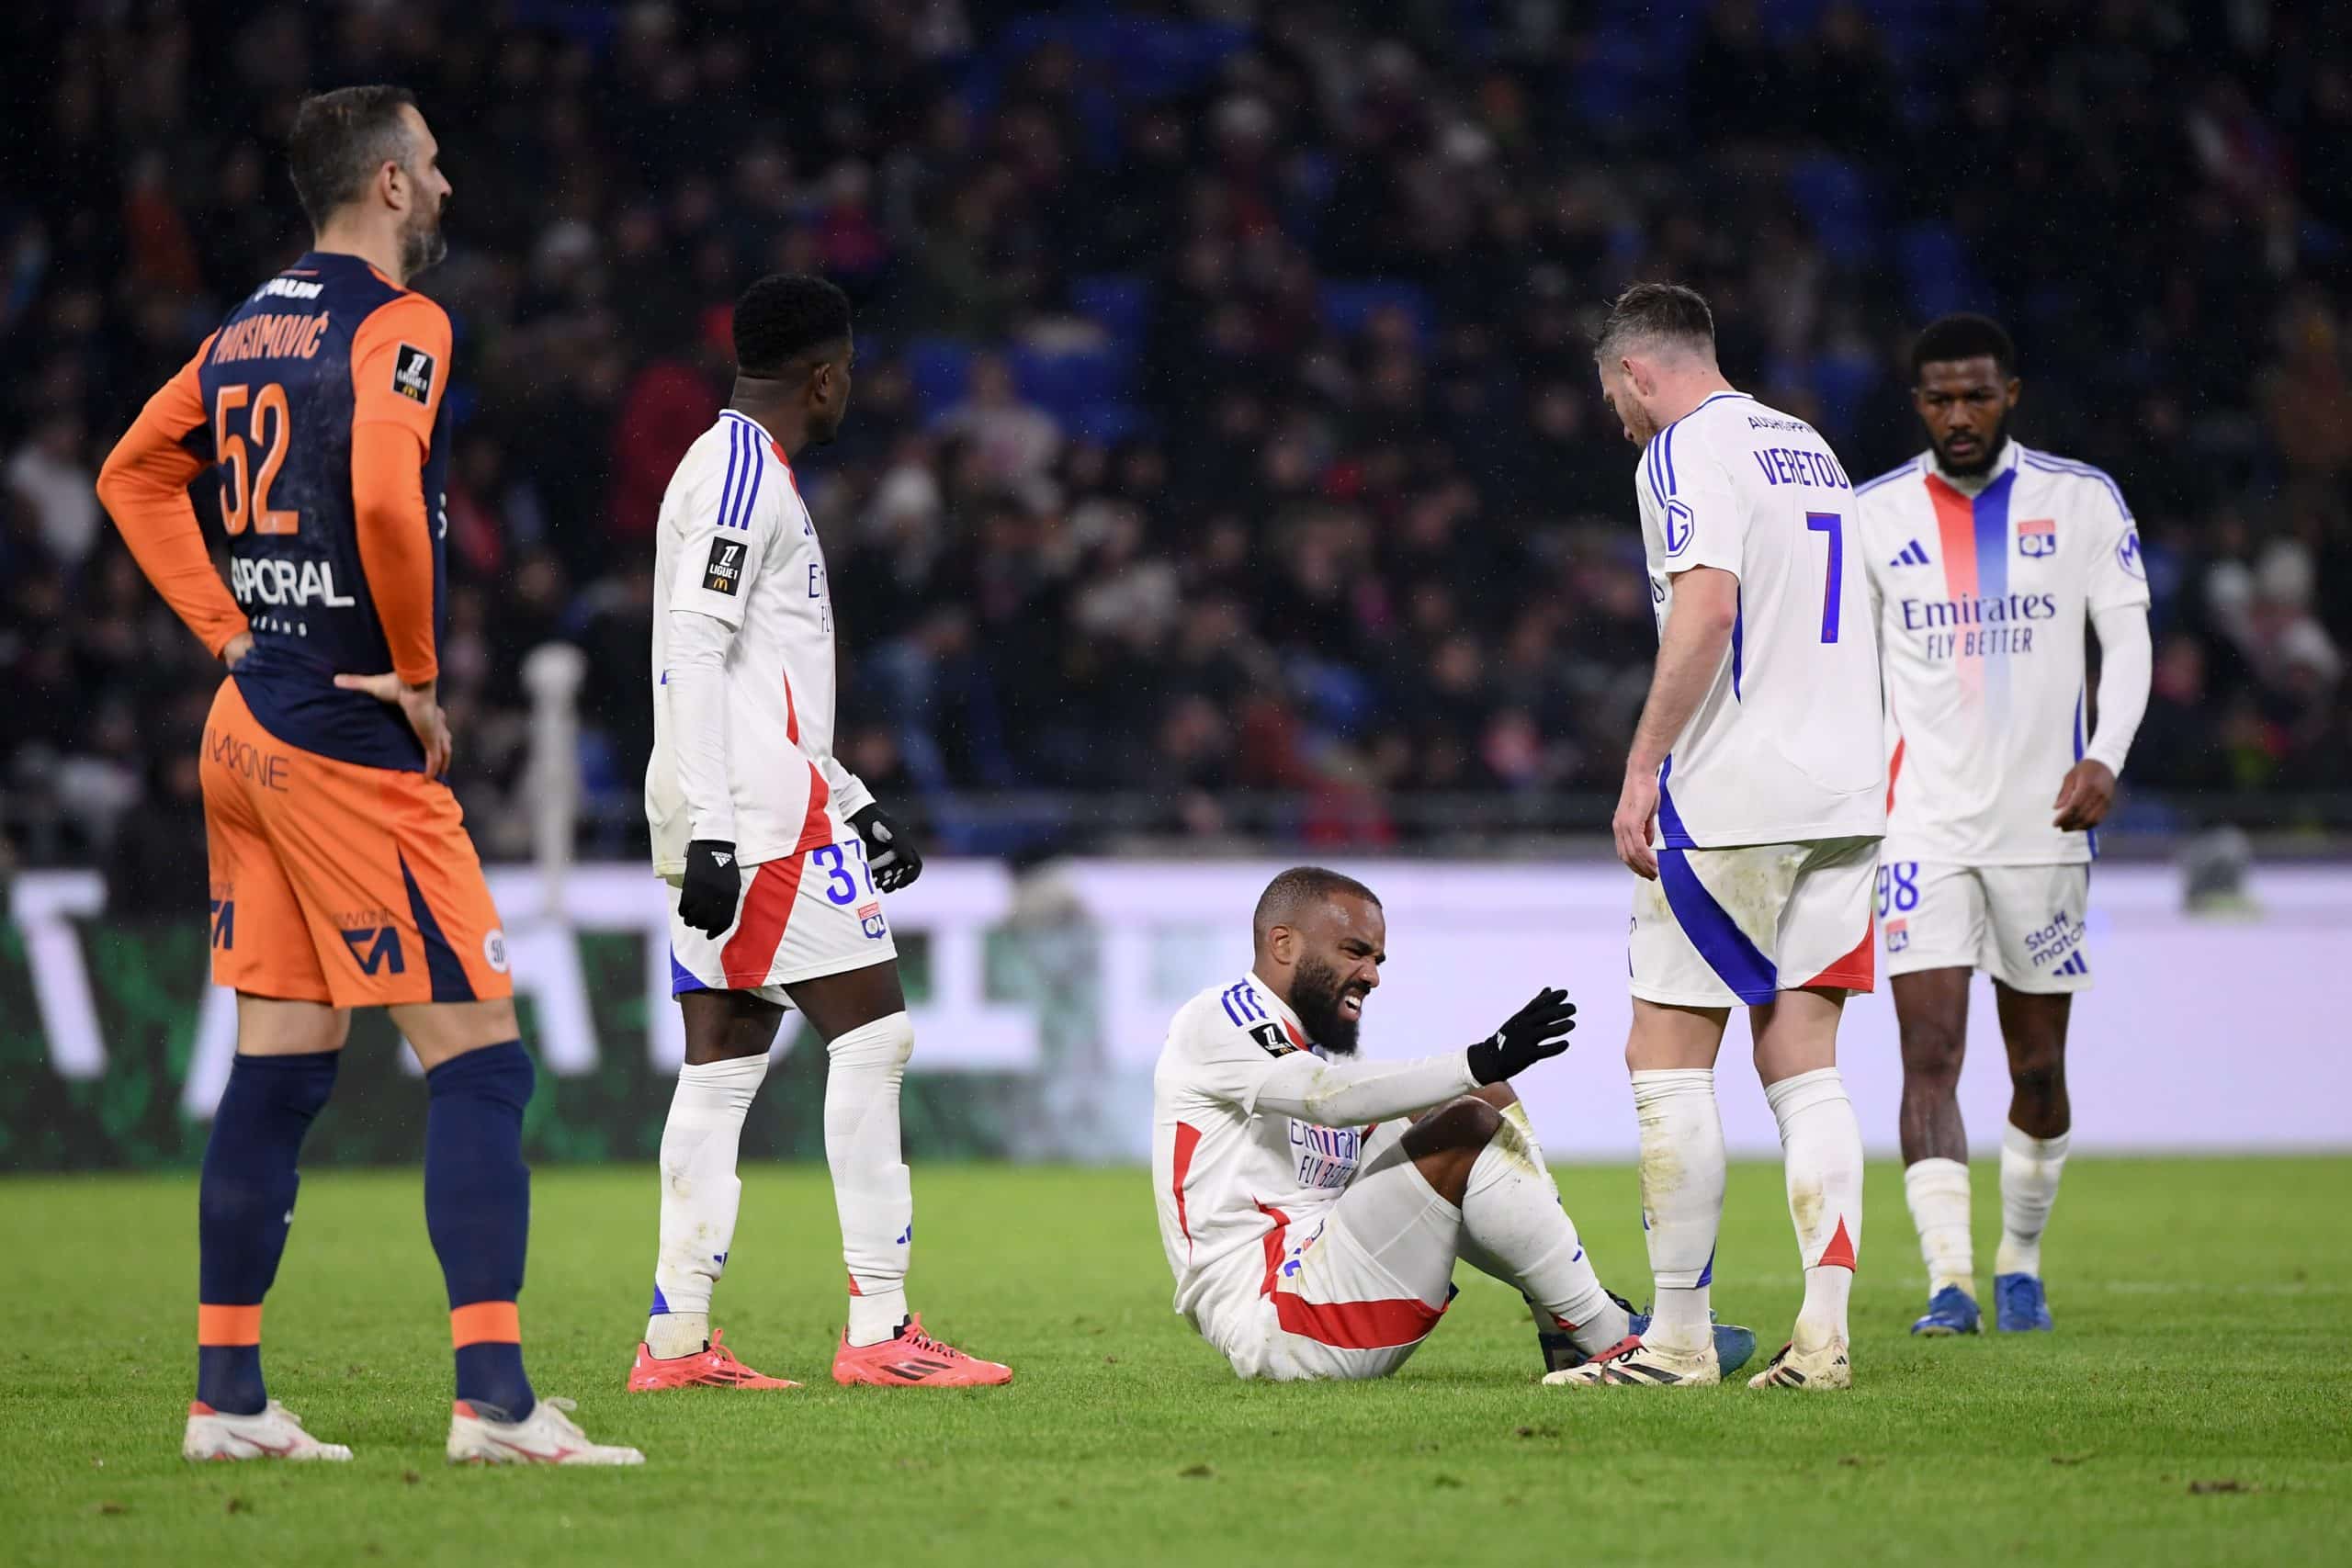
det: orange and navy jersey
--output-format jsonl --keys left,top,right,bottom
{"left": 100, "top": 251, "right": 452, "bottom": 772}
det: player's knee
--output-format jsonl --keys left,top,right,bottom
{"left": 2008, "top": 1052, "right": 2065, "bottom": 1102}
{"left": 1411, "top": 1094, "right": 1504, "bottom": 1155}
{"left": 826, "top": 1009, "right": 914, "bottom": 1071}
{"left": 1900, "top": 1020, "right": 1967, "bottom": 1080}
{"left": 396, "top": 997, "right": 521, "bottom": 1069}
{"left": 1443, "top": 1094, "right": 1505, "bottom": 1148}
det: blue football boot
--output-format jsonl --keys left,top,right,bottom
{"left": 1909, "top": 1283, "right": 1982, "bottom": 1337}
{"left": 1995, "top": 1273, "right": 2053, "bottom": 1332}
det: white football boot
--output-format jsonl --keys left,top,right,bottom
{"left": 1747, "top": 1333, "right": 1853, "bottom": 1390}
{"left": 183, "top": 1400, "right": 354, "bottom": 1461}
{"left": 447, "top": 1396, "right": 644, "bottom": 1465}
{"left": 1542, "top": 1334, "right": 1720, "bottom": 1387}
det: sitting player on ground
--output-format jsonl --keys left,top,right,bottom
{"left": 96, "top": 85, "right": 639, "bottom": 1464}
{"left": 1152, "top": 866, "right": 1754, "bottom": 1382}
{"left": 628, "top": 274, "right": 1008, "bottom": 1390}
{"left": 1857, "top": 314, "right": 2151, "bottom": 1337}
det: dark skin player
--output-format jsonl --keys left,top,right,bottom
{"left": 1249, "top": 886, "right": 1557, "bottom": 1203}
{"left": 679, "top": 327, "right": 913, "bottom": 1066}
{"left": 1899, "top": 351, "right": 2106, "bottom": 1152}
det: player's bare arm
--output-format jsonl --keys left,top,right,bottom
{"left": 1615, "top": 564, "right": 1739, "bottom": 879}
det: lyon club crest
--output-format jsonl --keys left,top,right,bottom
{"left": 2018, "top": 517, "right": 2056, "bottom": 558}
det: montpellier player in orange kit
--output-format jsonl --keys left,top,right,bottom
{"left": 96, "top": 85, "right": 639, "bottom": 1466}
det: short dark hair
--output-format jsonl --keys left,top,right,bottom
{"left": 1252, "top": 865, "right": 1381, "bottom": 946}
{"left": 288, "top": 85, "right": 420, "bottom": 231}
{"left": 1911, "top": 313, "right": 2016, "bottom": 381}
{"left": 733, "top": 274, "right": 853, "bottom": 378}
{"left": 1594, "top": 282, "right": 1716, "bottom": 364}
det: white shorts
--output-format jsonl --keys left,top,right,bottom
{"left": 1880, "top": 860, "right": 2092, "bottom": 993}
{"left": 1215, "top": 1126, "right": 1462, "bottom": 1382}
{"left": 668, "top": 837, "right": 898, "bottom": 1007}
{"left": 1630, "top": 836, "right": 1881, "bottom": 1009}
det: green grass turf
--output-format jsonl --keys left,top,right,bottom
{"left": 4, "top": 1158, "right": 2347, "bottom": 1566}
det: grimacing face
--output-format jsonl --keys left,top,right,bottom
{"left": 1913, "top": 354, "right": 2018, "bottom": 477}
{"left": 1277, "top": 894, "right": 1385, "bottom": 1054}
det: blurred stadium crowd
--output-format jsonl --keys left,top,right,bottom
{"left": 6, "top": 0, "right": 2352, "bottom": 878}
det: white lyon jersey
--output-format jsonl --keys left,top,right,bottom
{"left": 1857, "top": 441, "right": 2149, "bottom": 865}
{"left": 1636, "top": 390, "right": 1885, "bottom": 847}
{"left": 646, "top": 409, "right": 870, "bottom": 876}
{"left": 1152, "top": 974, "right": 1476, "bottom": 1348}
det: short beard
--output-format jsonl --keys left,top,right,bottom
{"left": 1937, "top": 412, "right": 2010, "bottom": 478}
{"left": 1289, "top": 954, "right": 1362, "bottom": 1055}
{"left": 400, "top": 212, "right": 447, "bottom": 280}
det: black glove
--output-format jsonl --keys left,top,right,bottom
{"left": 849, "top": 803, "right": 923, "bottom": 892}
{"left": 1465, "top": 987, "right": 1578, "bottom": 1084}
{"left": 679, "top": 839, "right": 742, "bottom": 939}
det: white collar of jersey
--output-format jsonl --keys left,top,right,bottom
{"left": 718, "top": 407, "right": 779, "bottom": 448}
{"left": 1244, "top": 970, "right": 1312, "bottom": 1046}
{"left": 1928, "top": 434, "right": 2021, "bottom": 496}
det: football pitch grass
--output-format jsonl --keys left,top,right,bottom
{"left": 5, "top": 1158, "right": 2346, "bottom": 1566}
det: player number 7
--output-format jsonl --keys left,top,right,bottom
{"left": 1806, "top": 512, "right": 1842, "bottom": 644}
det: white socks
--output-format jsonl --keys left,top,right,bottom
{"left": 1899, "top": 1123, "right": 2068, "bottom": 1293}
{"left": 828, "top": 1012, "right": 917, "bottom": 1347}
{"left": 1996, "top": 1121, "right": 2069, "bottom": 1278}
{"left": 647, "top": 1053, "right": 770, "bottom": 1359}
{"left": 1457, "top": 1103, "right": 1627, "bottom": 1357}
{"left": 1764, "top": 1067, "right": 1862, "bottom": 1348}
{"left": 1904, "top": 1156, "right": 1974, "bottom": 1298}
{"left": 1631, "top": 1068, "right": 1725, "bottom": 1354}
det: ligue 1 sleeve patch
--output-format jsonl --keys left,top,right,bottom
{"left": 391, "top": 343, "right": 437, "bottom": 404}
{"left": 1247, "top": 1021, "right": 1297, "bottom": 1057}
{"left": 703, "top": 536, "right": 747, "bottom": 595}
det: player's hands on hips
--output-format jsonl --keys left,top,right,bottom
{"left": 1613, "top": 768, "right": 1661, "bottom": 880}
{"left": 2052, "top": 759, "right": 2117, "bottom": 831}
{"left": 849, "top": 803, "right": 923, "bottom": 892}
{"left": 1466, "top": 987, "right": 1578, "bottom": 1084}
{"left": 221, "top": 631, "right": 254, "bottom": 670}
{"left": 333, "top": 671, "right": 452, "bottom": 779}
{"left": 679, "top": 840, "right": 742, "bottom": 939}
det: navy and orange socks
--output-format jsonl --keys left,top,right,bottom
{"left": 196, "top": 1050, "right": 339, "bottom": 1416}
{"left": 424, "top": 1040, "right": 537, "bottom": 1422}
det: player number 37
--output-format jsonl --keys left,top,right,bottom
{"left": 213, "top": 381, "right": 299, "bottom": 536}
